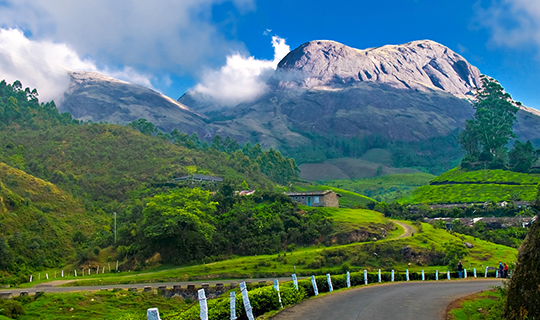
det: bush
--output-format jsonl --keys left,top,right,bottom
{"left": 0, "top": 299, "right": 25, "bottom": 318}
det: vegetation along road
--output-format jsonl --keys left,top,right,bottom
{"left": 273, "top": 279, "right": 503, "bottom": 320}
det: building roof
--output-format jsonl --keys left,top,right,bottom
{"left": 174, "top": 174, "right": 224, "bottom": 182}
{"left": 285, "top": 190, "right": 342, "bottom": 197}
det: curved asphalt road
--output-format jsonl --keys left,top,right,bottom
{"left": 272, "top": 280, "right": 503, "bottom": 320}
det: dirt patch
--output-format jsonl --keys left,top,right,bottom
{"left": 444, "top": 289, "right": 497, "bottom": 320}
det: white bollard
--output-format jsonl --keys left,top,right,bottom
{"left": 406, "top": 269, "right": 409, "bottom": 281}
{"left": 147, "top": 307, "right": 161, "bottom": 320}
{"left": 447, "top": 271, "right": 450, "bottom": 280}
{"left": 436, "top": 270, "right": 439, "bottom": 281}
{"left": 378, "top": 269, "right": 381, "bottom": 283}
{"left": 326, "top": 274, "right": 333, "bottom": 292}
{"left": 116, "top": 260, "right": 119, "bottom": 271}
{"left": 75, "top": 270, "right": 77, "bottom": 277}
{"left": 230, "top": 291, "right": 237, "bottom": 320}
{"left": 29, "top": 275, "right": 32, "bottom": 282}
{"left": 422, "top": 270, "right": 425, "bottom": 281}
{"left": 102, "top": 266, "right": 105, "bottom": 274}
{"left": 391, "top": 270, "right": 394, "bottom": 282}
{"left": 62, "top": 270, "right": 64, "bottom": 278}
{"left": 88, "top": 269, "right": 90, "bottom": 275}
{"left": 198, "top": 289, "right": 208, "bottom": 320}
{"left": 274, "top": 279, "right": 283, "bottom": 308}
{"left": 46, "top": 273, "right": 49, "bottom": 280}
{"left": 292, "top": 274, "right": 298, "bottom": 290}
{"left": 346, "top": 271, "right": 351, "bottom": 288}
{"left": 496, "top": 270, "right": 499, "bottom": 278}
{"left": 464, "top": 269, "right": 467, "bottom": 279}
{"left": 474, "top": 268, "right": 477, "bottom": 278}
{"left": 311, "top": 276, "right": 319, "bottom": 295}
{"left": 485, "top": 268, "right": 488, "bottom": 278}
{"left": 240, "top": 282, "right": 254, "bottom": 320}
{"left": 364, "top": 270, "right": 368, "bottom": 285}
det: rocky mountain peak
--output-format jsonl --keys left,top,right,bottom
{"left": 270, "top": 39, "right": 482, "bottom": 99}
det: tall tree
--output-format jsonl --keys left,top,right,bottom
{"left": 508, "top": 140, "right": 537, "bottom": 173}
{"left": 459, "top": 76, "right": 519, "bottom": 163}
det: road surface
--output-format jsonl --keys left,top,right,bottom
{"left": 272, "top": 280, "right": 503, "bottom": 320}
{"left": 392, "top": 220, "right": 416, "bottom": 239}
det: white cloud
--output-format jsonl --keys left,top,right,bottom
{"left": 193, "top": 36, "right": 290, "bottom": 107}
{"left": 0, "top": 28, "right": 152, "bottom": 103}
{"left": 0, "top": 0, "right": 254, "bottom": 75}
{"left": 477, "top": 0, "right": 540, "bottom": 49}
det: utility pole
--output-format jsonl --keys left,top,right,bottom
{"left": 114, "top": 212, "right": 117, "bottom": 244}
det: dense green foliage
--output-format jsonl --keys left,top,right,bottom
{"left": 505, "top": 218, "right": 540, "bottom": 319}
{"left": 433, "top": 168, "right": 540, "bottom": 185}
{"left": 449, "top": 289, "right": 505, "bottom": 320}
{"left": 324, "top": 173, "right": 435, "bottom": 202}
{"left": 285, "top": 131, "right": 462, "bottom": 175}
{"left": 458, "top": 76, "right": 538, "bottom": 173}
{"left": 117, "top": 186, "right": 334, "bottom": 266}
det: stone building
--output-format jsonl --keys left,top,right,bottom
{"left": 285, "top": 190, "right": 341, "bottom": 207}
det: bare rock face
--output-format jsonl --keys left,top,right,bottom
{"left": 270, "top": 40, "right": 481, "bottom": 99}
{"left": 60, "top": 71, "right": 209, "bottom": 135}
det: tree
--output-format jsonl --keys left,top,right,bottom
{"left": 128, "top": 118, "right": 157, "bottom": 136}
{"left": 508, "top": 140, "right": 537, "bottom": 173}
{"left": 140, "top": 188, "right": 217, "bottom": 263}
{"left": 459, "top": 76, "right": 519, "bottom": 165}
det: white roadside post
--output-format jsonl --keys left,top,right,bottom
{"left": 147, "top": 307, "right": 161, "bottom": 320}
{"left": 198, "top": 289, "right": 208, "bottom": 320}
{"left": 447, "top": 271, "right": 451, "bottom": 280}
{"left": 485, "top": 267, "right": 488, "bottom": 278}
{"left": 88, "top": 268, "right": 90, "bottom": 275}
{"left": 364, "top": 270, "right": 368, "bottom": 285}
{"left": 496, "top": 270, "right": 499, "bottom": 278}
{"left": 102, "top": 266, "right": 105, "bottom": 274}
{"left": 240, "top": 282, "right": 254, "bottom": 320}
{"left": 378, "top": 269, "right": 381, "bottom": 283}
{"left": 474, "top": 268, "right": 477, "bottom": 278}
{"left": 436, "top": 270, "right": 439, "bottom": 281}
{"left": 391, "top": 270, "right": 394, "bottom": 282}
{"left": 406, "top": 269, "right": 409, "bottom": 281}
{"left": 116, "top": 260, "right": 119, "bottom": 271}
{"left": 422, "top": 270, "right": 425, "bottom": 281}
{"left": 230, "top": 291, "right": 237, "bottom": 320}
{"left": 75, "top": 270, "right": 77, "bottom": 277}
{"left": 46, "top": 273, "right": 49, "bottom": 280}
{"left": 326, "top": 274, "right": 333, "bottom": 292}
{"left": 464, "top": 269, "right": 467, "bottom": 279}
{"left": 97, "top": 265, "right": 99, "bottom": 274}
{"left": 346, "top": 271, "right": 351, "bottom": 288}
{"left": 62, "top": 270, "right": 64, "bottom": 278}
{"left": 29, "top": 275, "right": 32, "bottom": 282}
{"left": 274, "top": 279, "right": 283, "bottom": 308}
{"left": 311, "top": 276, "right": 319, "bottom": 296}
{"left": 292, "top": 274, "right": 298, "bottom": 290}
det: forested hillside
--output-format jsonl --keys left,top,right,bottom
{"left": 0, "top": 80, "right": 302, "bottom": 282}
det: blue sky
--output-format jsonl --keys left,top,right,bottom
{"left": 0, "top": 0, "right": 538, "bottom": 109}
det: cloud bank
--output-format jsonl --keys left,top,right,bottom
{"left": 193, "top": 36, "right": 290, "bottom": 107}
{"left": 478, "top": 0, "right": 540, "bottom": 50}
{"left": 0, "top": 28, "right": 152, "bottom": 103}
{"left": 0, "top": 0, "right": 254, "bottom": 76}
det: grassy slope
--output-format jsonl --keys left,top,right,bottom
{"left": 313, "top": 207, "right": 390, "bottom": 234}
{"left": 294, "top": 185, "right": 376, "bottom": 207}
{"left": 53, "top": 220, "right": 516, "bottom": 287}
{"left": 449, "top": 290, "right": 503, "bottom": 320}
{"left": 401, "top": 168, "right": 540, "bottom": 204}
{"left": 324, "top": 173, "right": 435, "bottom": 202}
{"left": 0, "top": 162, "right": 101, "bottom": 271}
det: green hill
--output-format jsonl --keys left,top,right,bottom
{"left": 0, "top": 162, "right": 102, "bottom": 283}
{"left": 400, "top": 168, "right": 540, "bottom": 204}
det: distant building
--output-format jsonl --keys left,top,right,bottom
{"left": 285, "top": 190, "right": 341, "bottom": 207}
{"left": 174, "top": 174, "right": 224, "bottom": 183}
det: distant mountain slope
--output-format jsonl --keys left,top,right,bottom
{"left": 60, "top": 71, "right": 210, "bottom": 136}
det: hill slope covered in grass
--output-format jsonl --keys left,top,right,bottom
{"left": 400, "top": 168, "right": 540, "bottom": 204}
{"left": 0, "top": 162, "right": 103, "bottom": 284}
{"left": 294, "top": 184, "right": 376, "bottom": 207}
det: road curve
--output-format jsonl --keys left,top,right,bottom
{"left": 272, "top": 280, "right": 503, "bottom": 320}
{"left": 392, "top": 220, "right": 416, "bottom": 239}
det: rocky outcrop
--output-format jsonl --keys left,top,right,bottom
{"left": 60, "top": 71, "right": 209, "bottom": 136}
{"left": 270, "top": 40, "right": 481, "bottom": 99}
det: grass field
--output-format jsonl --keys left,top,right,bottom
{"left": 45, "top": 220, "right": 516, "bottom": 288}
{"left": 448, "top": 289, "right": 504, "bottom": 320}
{"left": 324, "top": 173, "right": 436, "bottom": 202}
